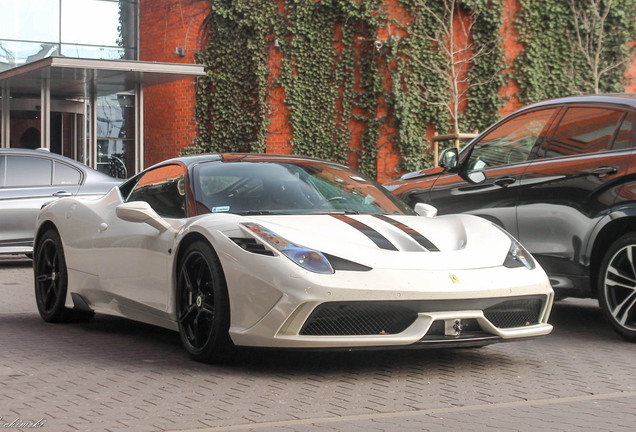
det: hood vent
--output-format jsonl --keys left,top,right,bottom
{"left": 230, "top": 237, "right": 275, "bottom": 256}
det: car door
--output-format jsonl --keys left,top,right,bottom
{"left": 0, "top": 154, "right": 81, "bottom": 250}
{"left": 428, "top": 107, "right": 559, "bottom": 238}
{"left": 517, "top": 105, "right": 634, "bottom": 288}
{"left": 93, "top": 163, "right": 188, "bottom": 313}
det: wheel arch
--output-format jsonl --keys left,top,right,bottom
{"left": 173, "top": 231, "right": 229, "bottom": 298}
{"left": 175, "top": 231, "right": 214, "bottom": 267}
{"left": 34, "top": 220, "right": 60, "bottom": 253}
{"left": 589, "top": 209, "right": 636, "bottom": 298}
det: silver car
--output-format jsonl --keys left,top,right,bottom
{"left": 0, "top": 149, "right": 120, "bottom": 256}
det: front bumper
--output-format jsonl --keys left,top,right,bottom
{"left": 224, "top": 260, "right": 554, "bottom": 349}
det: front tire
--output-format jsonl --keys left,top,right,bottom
{"left": 34, "top": 229, "right": 73, "bottom": 322}
{"left": 177, "top": 240, "right": 235, "bottom": 363}
{"left": 598, "top": 234, "right": 636, "bottom": 341}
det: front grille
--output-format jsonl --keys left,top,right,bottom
{"left": 484, "top": 298, "right": 543, "bottom": 328}
{"left": 298, "top": 296, "right": 547, "bottom": 337}
{"left": 300, "top": 302, "right": 418, "bottom": 336}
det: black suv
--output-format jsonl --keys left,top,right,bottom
{"left": 385, "top": 94, "right": 636, "bottom": 341}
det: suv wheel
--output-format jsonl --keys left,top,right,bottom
{"left": 598, "top": 234, "right": 636, "bottom": 341}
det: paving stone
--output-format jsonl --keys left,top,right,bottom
{"left": 1, "top": 257, "right": 636, "bottom": 432}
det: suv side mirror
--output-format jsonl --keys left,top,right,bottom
{"left": 439, "top": 147, "right": 459, "bottom": 170}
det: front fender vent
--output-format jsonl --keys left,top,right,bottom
{"left": 230, "top": 237, "right": 275, "bottom": 256}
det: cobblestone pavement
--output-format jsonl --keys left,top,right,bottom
{"left": 1, "top": 256, "right": 635, "bottom": 432}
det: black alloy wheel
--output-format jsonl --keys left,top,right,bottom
{"left": 598, "top": 234, "right": 636, "bottom": 342}
{"left": 177, "top": 240, "right": 235, "bottom": 363}
{"left": 34, "top": 230, "right": 73, "bottom": 322}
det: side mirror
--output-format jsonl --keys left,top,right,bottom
{"left": 116, "top": 201, "right": 172, "bottom": 232}
{"left": 414, "top": 203, "right": 438, "bottom": 218}
{"left": 467, "top": 170, "right": 486, "bottom": 184}
{"left": 439, "top": 147, "right": 459, "bottom": 170}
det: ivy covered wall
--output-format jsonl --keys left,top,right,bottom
{"left": 187, "top": 0, "right": 636, "bottom": 182}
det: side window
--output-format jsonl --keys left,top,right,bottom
{"left": 0, "top": 155, "right": 5, "bottom": 187}
{"left": 5, "top": 155, "right": 52, "bottom": 187}
{"left": 546, "top": 107, "right": 626, "bottom": 158}
{"left": 53, "top": 162, "right": 82, "bottom": 185}
{"left": 612, "top": 113, "right": 633, "bottom": 150}
{"left": 127, "top": 164, "right": 187, "bottom": 218}
{"left": 467, "top": 108, "right": 556, "bottom": 170}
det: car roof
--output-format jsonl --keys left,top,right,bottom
{"left": 1, "top": 148, "right": 84, "bottom": 164}
{"left": 151, "top": 153, "right": 350, "bottom": 171}
{"left": 523, "top": 94, "right": 636, "bottom": 110}
{"left": 0, "top": 148, "right": 120, "bottom": 182}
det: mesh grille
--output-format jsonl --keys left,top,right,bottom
{"left": 300, "top": 303, "right": 418, "bottom": 336}
{"left": 484, "top": 298, "right": 543, "bottom": 328}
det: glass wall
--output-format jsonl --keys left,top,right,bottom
{"left": 0, "top": 0, "right": 138, "bottom": 71}
{"left": 96, "top": 93, "right": 136, "bottom": 178}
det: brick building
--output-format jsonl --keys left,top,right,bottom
{"left": 2, "top": 0, "right": 634, "bottom": 181}
{"left": 141, "top": 0, "right": 636, "bottom": 182}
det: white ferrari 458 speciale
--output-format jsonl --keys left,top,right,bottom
{"left": 34, "top": 154, "right": 553, "bottom": 362}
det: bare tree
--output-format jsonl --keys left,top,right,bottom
{"left": 568, "top": 0, "right": 631, "bottom": 94}
{"left": 409, "top": 0, "right": 501, "bottom": 145}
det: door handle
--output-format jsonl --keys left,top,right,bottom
{"left": 52, "top": 191, "right": 73, "bottom": 197}
{"left": 493, "top": 177, "right": 517, "bottom": 188}
{"left": 587, "top": 166, "right": 618, "bottom": 176}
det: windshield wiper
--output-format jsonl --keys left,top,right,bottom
{"left": 236, "top": 210, "right": 275, "bottom": 215}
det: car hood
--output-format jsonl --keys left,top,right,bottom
{"left": 229, "top": 213, "right": 513, "bottom": 271}
{"left": 383, "top": 167, "right": 444, "bottom": 192}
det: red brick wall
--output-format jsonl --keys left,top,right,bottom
{"left": 140, "top": 0, "right": 636, "bottom": 181}
{"left": 500, "top": 0, "right": 523, "bottom": 116}
{"left": 265, "top": 35, "right": 294, "bottom": 155}
{"left": 139, "top": 0, "right": 207, "bottom": 168}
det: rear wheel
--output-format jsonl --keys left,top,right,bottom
{"left": 34, "top": 230, "right": 75, "bottom": 322}
{"left": 177, "top": 240, "right": 235, "bottom": 363}
{"left": 598, "top": 234, "right": 636, "bottom": 341}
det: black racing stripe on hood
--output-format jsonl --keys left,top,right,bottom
{"left": 331, "top": 214, "right": 398, "bottom": 251}
{"left": 373, "top": 215, "right": 440, "bottom": 251}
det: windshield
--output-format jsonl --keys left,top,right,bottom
{"left": 192, "top": 160, "right": 414, "bottom": 216}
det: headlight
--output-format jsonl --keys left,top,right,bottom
{"left": 490, "top": 223, "right": 536, "bottom": 270}
{"left": 241, "top": 223, "right": 334, "bottom": 274}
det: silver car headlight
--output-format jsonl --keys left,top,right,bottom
{"left": 241, "top": 222, "right": 334, "bottom": 274}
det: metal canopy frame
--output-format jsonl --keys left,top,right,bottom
{"left": 0, "top": 57, "right": 205, "bottom": 174}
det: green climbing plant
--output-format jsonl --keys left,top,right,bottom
{"left": 515, "top": 0, "right": 636, "bottom": 103}
{"left": 188, "top": 1, "right": 634, "bottom": 178}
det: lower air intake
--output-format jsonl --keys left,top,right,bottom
{"left": 484, "top": 298, "right": 543, "bottom": 328}
{"left": 300, "top": 302, "right": 418, "bottom": 336}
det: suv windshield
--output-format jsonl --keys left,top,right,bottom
{"left": 193, "top": 160, "right": 413, "bottom": 216}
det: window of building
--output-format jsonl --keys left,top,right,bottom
{"left": 0, "top": 0, "right": 137, "bottom": 69}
